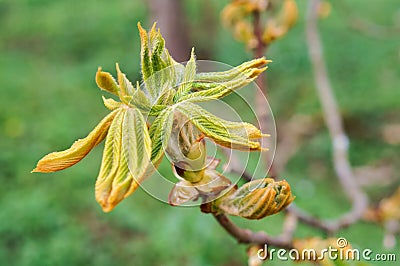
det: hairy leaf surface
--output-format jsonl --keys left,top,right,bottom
{"left": 32, "top": 110, "right": 119, "bottom": 173}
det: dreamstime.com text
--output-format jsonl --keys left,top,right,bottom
{"left": 257, "top": 237, "right": 397, "bottom": 262}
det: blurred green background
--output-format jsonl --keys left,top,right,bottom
{"left": 1, "top": 0, "right": 399, "bottom": 265}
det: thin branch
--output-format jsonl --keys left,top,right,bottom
{"left": 286, "top": 204, "right": 334, "bottom": 235}
{"left": 213, "top": 213, "right": 293, "bottom": 249}
{"left": 305, "top": 0, "right": 368, "bottom": 231}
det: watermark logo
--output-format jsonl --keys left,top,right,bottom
{"left": 257, "top": 237, "right": 397, "bottom": 262}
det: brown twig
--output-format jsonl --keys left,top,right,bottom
{"left": 213, "top": 213, "right": 294, "bottom": 249}
{"left": 286, "top": 204, "right": 336, "bottom": 235}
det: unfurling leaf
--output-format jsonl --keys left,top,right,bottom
{"left": 168, "top": 180, "right": 199, "bottom": 206}
{"left": 116, "top": 63, "right": 134, "bottom": 97}
{"left": 194, "top": 164, "right": 232, "bottom": 195}
{"left": 170, "top": 157, "right": 232, "bottom": 205}
{"left": 32, "top": 110, "right": 119, "bottom": 173}
{"left": 130, "top": 82, "right": 152, "bottom": 112}
{"left": 149, "top": 108, "right": 174, "bottom": 163}
{"left": 123, "top": 108, "right": 152, "bottom": 184}
{"left": 102, "top": 96, "right": 122, "bottom": 110}
{"left": 138, "top": 22, "right": 153, "bottom": 82}
{"left": 175, "top": 48, "right": 197, "bottom": 100}
{"left": 95, "top": 108, "right": 152, "bottom": 212}
{"left": 176, "top": 102, "right": 264, "bottom": 150}
{"left": 138, "top": 22, "right": 181, "bottom": 102}
{"left": 179, "top": 66, "right": 267, "bottom": 102}
{"left": 96, "top": 67, "right": 120, "bottom": 96}
{"left": 191, "top": 57, "right": 272, "bottom": 90}
{"left": 215, "top": 178, "right": 295, "bottom": 219}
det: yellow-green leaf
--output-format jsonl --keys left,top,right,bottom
{"left": 95, "top": 108, "right": 153, "bottom": 212}
{"left": 138, "top": 22, "right": 153, "bottom": 81}
{"left": 32, "top": 110, "right": 119, "bottom": 173}
{"left": 123, "top": 108, "right": 152, "bottom": 184}
{"left": 176, "top": 102, "right": 264, "bottom": 150}
{"left": 95, "top": 109, "right": 126, "bottom": 212}
{"left": 102, "top": 96, "right": 122, "bottom": 110}
{"left": 195, "top": 57, "right": 269, "bottom": 83}
{"left": 116, "top": 63, "right": 134, "bottom": 97}
{"left": 95, "top": 67, "right": 120, "bottom": 96}
{"left": 177, "top": 58, "right": 269, "bottom": 102}
{"left": 138, "top": 22, "right": 182, "bottom": 103}
{"left": 149, "top": 108, "right": 174, "bottom": 163}
{"left": 168, "top": 180, "right": 199, "bottom": 206}
{"left": 130, "top": 82, "right": 151, "bottom": 112}
{"left": 175, "top": 48, "right": 196, "bottom": 100}
{"left": 215, "top": 178, "right": 295, "bottom": 220}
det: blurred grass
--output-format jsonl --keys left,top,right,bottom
{"left": 1, "top": 0, "right": 399, "bottom": 265}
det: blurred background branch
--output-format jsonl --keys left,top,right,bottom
{"left": 305, "top": 0, "right": 368, "bottom": 231}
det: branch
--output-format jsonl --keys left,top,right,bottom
{"left": 212, "top": 213, "right": 293, "bottom": 249}
{"left": 305, "top": 0, "right": 368, "bottom": 230}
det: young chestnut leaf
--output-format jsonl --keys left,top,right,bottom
{"left": 95, "top": 108, "right": 152, "bottom": 212}
{"left": 214, "top": 178, "right": 295, "bottom": 220}
{"left": 195, "top": 57, "right": 269, "bottom": 83}
{"left": 32, "top": 110, "right": 119, "bottom": 173}
{"left": 174, "top": 48, "right": 197, "bottom": 100}
{"left": 149, "top": 107, "right": 175, "bottom": 163}
{"left": 176, "top": 101, "right": 265, "bottom": 150}
{"left": 102, "top": 96, "right": 122, "bottom": 111}
{"left": 96, "top": 67, "right": 120, "bottom": 96}
{"left": 138, "top": 22, "right": 181, "bottom": 103}
{"left": 170, "top": 157, "right": 232, "bottom": 206}
{"left": 179, "top": 58, "right": 270, "bottom": 102}
{"left": 168, "top": 180, "right": 200, "bottom": 206}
